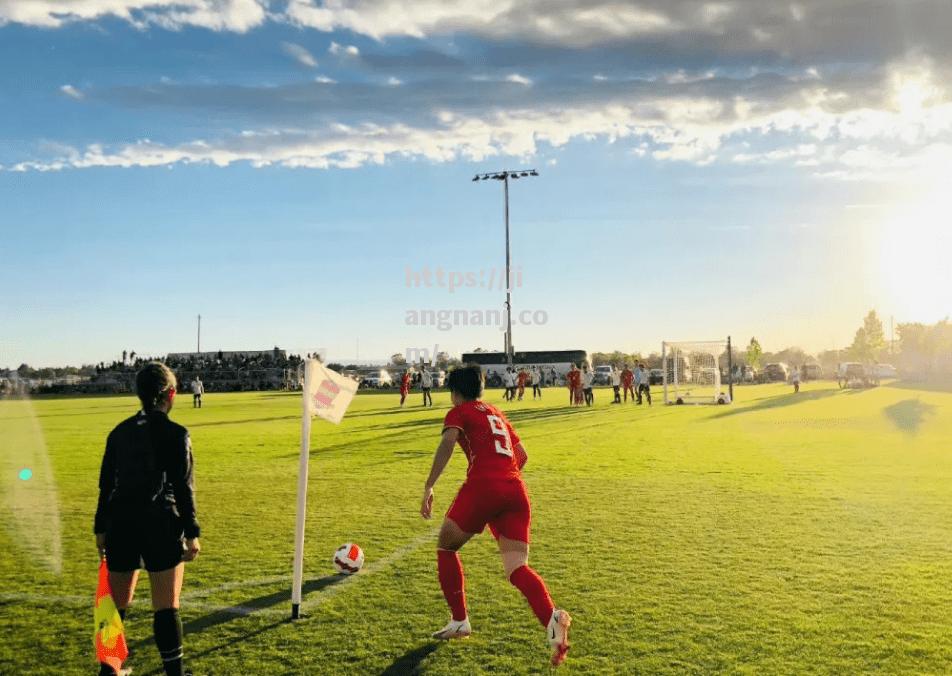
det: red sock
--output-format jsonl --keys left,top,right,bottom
{"left": 509, "top": 565, "right": 555, "bottom": 627}
{"left": 437, "top": 550, "right": 467, "bottom": 621}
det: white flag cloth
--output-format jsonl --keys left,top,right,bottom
{"left": 304, "top": 360, "right": 357, "bottom": 424}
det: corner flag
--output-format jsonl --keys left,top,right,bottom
{"left": 94, "top": 559, "right": 128, "bottom": 672}
{"left": 304, "top": 360, "right": 358, "bottom": 424}
{"left": 291, "top": 360, "right": 358, "bottom": 619}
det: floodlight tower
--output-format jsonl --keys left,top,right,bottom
{"left": 472, "top": 169, "right": 539, "bottom": 368}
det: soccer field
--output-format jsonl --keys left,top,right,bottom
{"left": 2, "top": 382, "right": 952, "bottom": 674}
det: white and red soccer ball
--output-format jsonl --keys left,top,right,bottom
{"left": 333, "top": 543, "right": 364, "bottom": 575}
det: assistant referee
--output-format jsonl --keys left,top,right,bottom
{"left": 94, "top": 362, "right": 201, "bottom": 676}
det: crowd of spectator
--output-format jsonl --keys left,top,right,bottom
{"left": 15, "top": 348, "right": 307, "bottom": 395}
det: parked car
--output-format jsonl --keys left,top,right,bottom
{"left": 837, "top": 362, "right": 878, "bottom": 388}
{"left": 649, "top": 369, "right": 664, "bottom": 385}
{"left": 872, "top": 363, "right": 898, "bottom": 379}
{"left": 360, "top": 370, "right": 393, "bottom": 389}
{"left": 485, "top": 369, "right": 504, "bottom": 388}
{"left": 429, "top": 370, "right": 446, "bottom": 387}
{"left": 762, "top": 363, "right": 789, "bottom": 382}
{"left": 801, "top": 364, "right": 823, "bottom": 381}
{"left": 594, "top": 365, "right": 613, "bottom": 386}
{"left": 729, "top": 365, "right": 755, "bottom": 383}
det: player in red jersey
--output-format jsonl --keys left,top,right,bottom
{"left": 516, "top": 368, "right": 529, "bottom": 401}
{"left": 420, "top": 365, "right": 572, "bottom": 667}
{"left": 399, "top": 370, "right": 411, "bottom": 407}
{"left": 566, "top": 364, "right": 582, "bottom": 406}
{"left": 621, "top": 364, "right": 635, "bottom": 402}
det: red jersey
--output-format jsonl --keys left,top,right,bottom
{"left": 401, "top": 374, "right": 411, "bottom": 391}
{"left": 567, "top": 370, "right": 581, "bottom": 388}
{"left": 621, "top": 369, "right": 634, "bottom": 386}
{"left": 517, "top": 371, "right": 529, "bottom": 386}
{"left": 443, "top": 400, "right": 522, "bottom": 481}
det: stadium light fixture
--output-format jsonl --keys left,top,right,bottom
{"left": 471, "top": 169, "right": 539, "bottom": 367}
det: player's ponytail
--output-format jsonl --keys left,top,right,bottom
{"left": 136, "top": 362, "right": 177, "bottom": 412}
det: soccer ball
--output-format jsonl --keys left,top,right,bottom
{"left": 333, "top": 543, "right": 364, "bottom": 575}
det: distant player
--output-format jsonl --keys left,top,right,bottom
{"left": 581, "top": 365, "right": 594, "bottom": 406}
{"left": 610, "top": 366, "right": 621, "bottom": 404}
{"left": 190, "top": 377, "right": 204, "bottom": 409}
{"left": 400, "top": 370, "right": 411, "bottom": 407}
{"left": 421, "top": 369, "right": 434, "bottom": 407}
{"left": 420, "top": 365, "right": 572, "bottom": 666}
{"left": 517, "top": 368, "right": 529, "bottom": 401}
{"left": 566, "top": 364, "right": 580, "bottom": 406}
{"left": 531, "top": 367, "right": 542, "bottom": 400}
{"left": 503, "top": 368, "right": 517, "bottom": 402}
{"left": 636, "top": 363, "right": 652, "bottom": 405}
{"left": 791, "top": 365, "right": 801, "bottom": 394}
{"left": 621, "top": 364, "right": 635, "bottom": 402}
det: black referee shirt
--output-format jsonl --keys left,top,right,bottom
{"left": 94, "top": 410, "right": 201, "bottom": 539}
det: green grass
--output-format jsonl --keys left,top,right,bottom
{"left": 2, "top": 382, "right": 952, "bottom": 674}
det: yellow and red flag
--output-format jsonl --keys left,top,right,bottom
{"left": 93, "top": 559, "right": 128, "bottom": 672}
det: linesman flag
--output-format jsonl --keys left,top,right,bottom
{"left": 93, "top": 559, "right": 128, "bottom": 672}
{"left": 291, "top": 359, "right": 358, "bottom": 618}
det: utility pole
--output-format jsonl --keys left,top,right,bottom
{"left": 197, "top": 314, "right": 201, "bottom": 353}
{"left": 472, "top": 169, "right": 539, "bottom": 368}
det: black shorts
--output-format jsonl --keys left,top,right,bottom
{"left": 105, "top": 507, "right": 185, "bottom": 573}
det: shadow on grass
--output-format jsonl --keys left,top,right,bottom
{"left": 708, "top": 388, "right": 840, "bottom": 419}
{"left": 886, "top": 380, "right": 952, "bottom": 394}
{"left": 129, "top": 575, "right": 346, "bottom": 656}
{"left": 502, "top": 405, "right": 596, "bottom": 425}
{"left": 379, "top": 642, "right": 441, "bottom": 675}
{"left": 883, "top": 398, "right": 936, "bottom": 434}
{"left": 184, "top": 575, "right": 346, "bottom": 635}
{"left": 189, "top": 414, "right": 300, "bottom": 428}
{"left": 140, "top": 616, "right": 295, "bottom": 675}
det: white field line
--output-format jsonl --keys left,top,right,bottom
{"left": 1, "top": 528, "right": 438, "bottom": 618}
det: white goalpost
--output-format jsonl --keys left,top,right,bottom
{"left": 662, "top": 338, "right": 733, "bottom": 405}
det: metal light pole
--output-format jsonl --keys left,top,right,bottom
{"left": 197, "top": 314, "right": 201, "bottom": 353}
{"left": 472, "top": 169, "right": 538, "bottom": 368}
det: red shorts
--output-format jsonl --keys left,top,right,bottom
{"left": 447, "top": 477, "right": 531, "bottom": 543}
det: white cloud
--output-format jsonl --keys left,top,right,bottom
{"left": 505, "top": 73, "right": 532, "bottom": 86}
{"left": 314, "top": 75, "right": 336, "bottom": 84}
{"left": 282, "top": 42, "right": 317, "bottom": 68}
{"left": 283, "top": 0, "right": 677, "bottom": 45}
{"left": 10, "top": 56, "right": 952, "bottom": 186}
{"left": 59, "top": 84, "right": 84, "bottom": 100}
{"left": 328, "top": 41, "right": 359, "bottom": 56}
{"left": 0, "top": 0, "right": 267, "bottom": 32}
{"left": 386, "top": 76, "right": 402, "bottom": 86}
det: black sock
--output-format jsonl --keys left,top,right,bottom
{"left": 153, "top": 608, "right": 184, "bottom": 676}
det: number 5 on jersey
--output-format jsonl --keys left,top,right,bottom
{"left": 487, "top": 414, "right": 513, "bottom": 457}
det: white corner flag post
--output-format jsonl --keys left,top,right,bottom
{"left": 291, "top": 359, "right": 358, "bottom": 620}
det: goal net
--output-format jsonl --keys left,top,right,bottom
{"left": 662, "top": 340, "right": 730, "bottom": 405}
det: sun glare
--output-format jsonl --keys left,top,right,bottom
{"left": 876, "top": 187, "right": 952, "bottom": 322}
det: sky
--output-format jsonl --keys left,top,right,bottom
{"left": 2, "top": 0, "right": 951, "bottom": 367}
